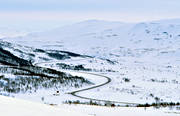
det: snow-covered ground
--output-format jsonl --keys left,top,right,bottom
{"left": 36, "top": 57, "right": 180, "bottom": 104}
{"left": 1, "top": 19, "right": 180, "bottom": 115}
{"left": 9, "top": 69, "right": 107, "bottom": 105}
{"left": 59, "top": 104, "right": 180, "bottom": 116}
{"left": 0, "top": 95, "right": 89, "bottom": 116}
{"left": 1, "top": 95, "right": 179, "bottom": 116}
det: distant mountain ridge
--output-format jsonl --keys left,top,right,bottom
{"left": 3, "top": 19, "right": 180, "bottom": 59}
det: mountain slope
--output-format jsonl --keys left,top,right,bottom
{"left": 1, "top": 19, "right": 180, "bottom": 109}
{"left": 4, "top": 19, "right": 180, "bottom": 58}
{"left": 0, "top": 47, "right": 32, "bottom": 66}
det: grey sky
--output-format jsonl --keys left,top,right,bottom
{"left": 0, "top": 0, "right": 179, "bottom": 12}
{"left": 0, "top": 0, "right": 180, "bottom": 30}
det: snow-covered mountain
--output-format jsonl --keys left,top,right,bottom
{"left": 4, "top": 19, "right": 180, "bottom": 59}
{"left": 2, "top": 19, "right": 180, "bottom": 107}
{"left": 28, "top": 20, "right": 125, "bottom": 38}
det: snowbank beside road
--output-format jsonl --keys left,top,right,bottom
{"left": 0, "top": 95, "right": 89, "bottom": 116}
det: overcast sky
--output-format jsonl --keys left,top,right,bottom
{"left": 0, "top": 0, "right": 180, "bottom": 31}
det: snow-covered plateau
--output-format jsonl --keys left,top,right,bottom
{"left": 1, "top": 19, "right": 180, "bottom": 115}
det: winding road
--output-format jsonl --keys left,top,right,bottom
{"left": 1, "top": 60, "right": 139, "bottom": 106}
{"left": 67, "top": 72, "right": 138, "bottom": 105}
{"left": 35, "top": 61, "right": 139, "bottom": 106}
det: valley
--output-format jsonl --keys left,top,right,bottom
{"left": 1, "top": 19, "right": 180, "bottom": 115}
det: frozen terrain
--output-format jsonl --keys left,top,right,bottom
{"left": 0, "top": 95, "right": 89, "bottom": 116}
{"left": 0, "top": 95, "right": 179, "bottom": 116}
{"left": 1, "top": 19, "right": 180, "bottom": 115}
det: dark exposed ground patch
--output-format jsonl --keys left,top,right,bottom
{"left": 0, "top": 47, "right": 32, "bottom": 66}
{"left": 56, "top": 63, "right": 91, "bottom": 71}
{"left": 0, "top": 66, "right": 93, "bottom": 94}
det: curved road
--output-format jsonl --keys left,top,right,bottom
{"left": 67, "top": 72, "right": 138, "bottom": 105}
{"left": 35, "top": 61, "right": 139, "bottom": 105}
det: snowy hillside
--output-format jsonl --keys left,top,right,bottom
{"left": 4, "top": 19, "right": 180, "bottom": 58}
{"left": 1, "top": 19, "right": 180, "bottom": 115}
{"left": 0, "top": 95, "right": 89, "bottom": 116}
{"left": 1, "top": 95, "right": 178, "bottom": 116}
{"left": 27, "top": 20, "right": 125, "bottom": 39}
